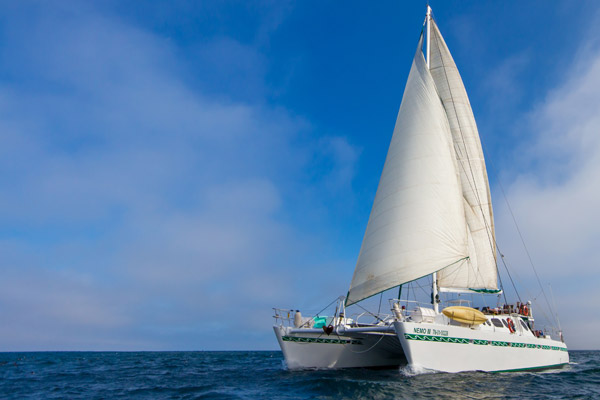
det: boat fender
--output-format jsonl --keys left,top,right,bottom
{"left": 507, "top": 318, "right": 516, "bottom": 333}
{"left": 294, "top": 311, "right": 302, "bottom": 328}
{"left": 393, "top": 303, "right": 403, "bottom": 319}
{"left": 323, "top": 326, "right": 334, "bottom": 335}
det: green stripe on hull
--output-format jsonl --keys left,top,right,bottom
{"left": 403, "top": 334, "right": 568, "bottom": 352}
{"left": 493, "top": 362, "right": 568, "bottom": 373}
{"left": 404, "top": 334, "right": 469, "bottom": 344}
{"left": 282, "top": 336, "right": 362, "bottom": 345}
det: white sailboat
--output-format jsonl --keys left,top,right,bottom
{"left": 274, "top": 6, "right": 569, "bottom": 372}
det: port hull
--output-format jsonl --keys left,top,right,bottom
{"left": 274, "top": 325, "right": 406, "bottom": 369}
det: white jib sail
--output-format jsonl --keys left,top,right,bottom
{"left": 346, "top": 38, "right": 468, "bottom": 306}
{"left": 429, "top": 19, "right": 498, "bottom": 291}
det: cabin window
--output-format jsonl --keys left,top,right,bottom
{"left": 491, "top": 318, "right": 503, "bottom": 328}
{"left": 520, "top": 319, "right": 529, "bottom": 331}
{"left": 485, "top": 320, "right": 491, "bottom": 326}
{"left": 501, "top": 319, "right": 509, "bottom": 328}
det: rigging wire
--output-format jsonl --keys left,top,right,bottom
{"left": 495, "top": 254, "right": 509, "bottom": 305}
{"left": 495, "top": 246, "right": 522, "bottom": 304}
{"left": 548, "top": 284, "right": 562, "bottom": 331}
{"left": 353, "top": 301, "right": 385, "bottom": 323}
{"left": 480, "top": 133, "right": 557, "bottom": 328}
{"left": 486, "top": 237, "right": 555, "bottom": 326}
{"left": 312, "top": 297, "right": 340, "bottom": 319}
{"left": 414, "top": 278, "right": 432, "bottom": 298}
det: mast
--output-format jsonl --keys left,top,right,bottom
{"left": 426, "top": 5, "right": 431, "bottom": 69}
{"left": 425, "top": 4, "right": 440, "bottom": 314}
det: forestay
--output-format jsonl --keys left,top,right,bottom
{"left": 346, "top": 38, "right": 468, "bottom": 306}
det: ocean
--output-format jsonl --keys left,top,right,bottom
{"left": 0, "top": 351, "right": 598, "bottom": 399}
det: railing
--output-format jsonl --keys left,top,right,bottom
{"left": 272, "top": 308, "right": 338, "bottom": 328}
{"left": 272, "top": 308, "right": 296, "bottom": 327}
{"left": 276, "top": 300, "right": 564, "bottom": 342}
{"left": 274, "top": 298, "right": 395, "bottom": 329}
{"left": 388, "top": 298, "right": 532, "bottom": 318}
{"left": 388, "top": 299, "right": 435, "bottom": 320}
{"left": 349, "top": 311, "right": 393, "bottom": 326}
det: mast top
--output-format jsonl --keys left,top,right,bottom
{"left": 425, "top": 5, "right": 432, "bottom": 70}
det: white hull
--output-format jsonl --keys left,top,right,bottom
{"left": 394, "top": 320, "right": 569, "bottom": 373}
{"left": 274, "top": 325, "right": 406, "bottom": 369}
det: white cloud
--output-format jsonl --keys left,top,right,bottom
{"left": 483, "top": 51, "right": 530, "bottom": 112}
{"left": 493, "top": 22, "right": 600, "bottom": 350}
{"left": 0, "top": 4, "right": 359, "bottom": 350}
{"left": 315, "top": 136, "right": 361, "bottom": 193}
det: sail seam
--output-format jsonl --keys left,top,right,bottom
{"left": 431, "top": 20, "right": 498, "bottom": 293}
{"left": 432, "top": 22, "right": 495, "bottom": 260}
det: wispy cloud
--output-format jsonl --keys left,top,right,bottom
{"left": 2, "top": 1, "right": 596, "bottom": 352}
{"left": 494, "top": 14, "right": 600, "bottom": 350}
{"left": 0, "top": 3, "right": 359, "bottom": 350}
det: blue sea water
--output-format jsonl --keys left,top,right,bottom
{"left": 0, "top": 351, "right": 598, "bottom": 399}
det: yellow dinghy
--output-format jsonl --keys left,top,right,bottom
{"left": 442, "top": 306, "right": 487, "bottom": 326}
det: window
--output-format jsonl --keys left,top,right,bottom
{"left": 520, "top": 319, "right": 529, "bottom": 331}
{"left": 491, "top": 318, "right": 503, "bottom": 328}
{"left": 502, "top": 319, "right": 509, "bottom": 328}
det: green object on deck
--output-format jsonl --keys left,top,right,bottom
{"left": 313, "top": 316, "right": 327, "bottom": 328}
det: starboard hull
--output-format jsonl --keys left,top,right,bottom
{"left": 393, "top": 321, "right": 569, "bottom": 373}
{"left": 273, "top": 325, "right": 406, "bottom": 369}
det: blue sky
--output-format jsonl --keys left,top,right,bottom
{"left": 1, "top": 1, "right": 599, "bottom": 350}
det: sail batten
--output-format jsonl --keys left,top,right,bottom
{"left": 346, "top": 38, "right": 468, "bottom": 306}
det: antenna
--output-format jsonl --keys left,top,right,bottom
{"left": 426, "top": 5, "right": 432, "bottom": 69}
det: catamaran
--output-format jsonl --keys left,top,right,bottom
{"left": 274, "top": 6, "right": 568, "bottom": 372}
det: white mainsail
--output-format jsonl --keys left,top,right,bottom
{"left": 428, "top": 19, "right": 498, "bottom": 292}
{"left": 346, "top": 38, "right": 468, "bottom": 306}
